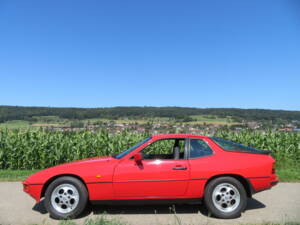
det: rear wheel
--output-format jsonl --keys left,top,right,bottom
{"left": 204, "top": 177, "right": 247, "bottom": 219}
{"left": 44, "top": 176, "right": 88, "bottom": 219}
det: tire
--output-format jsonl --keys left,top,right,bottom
{"left": 44, "top": 176, "right": 88, "bottom": 219}
{"left": 204, "top": 176, "right": 247, "bottom": 219}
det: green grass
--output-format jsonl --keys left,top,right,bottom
{"left": 0, "top": 119, "right": 64, "bottom": 129}
{"left": 82, "top": 115, "right": 238, "bottom": 125}
{"left": 32, "top": 116, "right": 62, "bottom": 122}
{"left": 189, "top": 114, "right": 238, "bottom": 125}
{"left": 0, "top": 120, "right": 31, "bottom": 129}
{"left": 58, "top": 217, "right": 126, "bottom": 225}
{"left": 277, "top": 168, "right": 300, "bottom": 182}
{"left": 0, "top": 117, "right": 71, "bottom": 129}
{"left": 82, "top": 117, "right": 173, "bottom": 125}
{"left": 191, "top": 114, "right": 228, "bottom": 121}
{"left": 0, "top": 169, "right": 38, "bottom": 181}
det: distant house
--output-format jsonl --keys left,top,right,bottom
{"left": 247, "top": 122, "right": 260, "bottom": 129}
{"left": 278, "top": 128, "right": 293, "bottom": 132}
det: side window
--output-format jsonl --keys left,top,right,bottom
{"left": 189, "top": 139, "right": 213, "bottom": 159}
{"left": 141, "top": 139, "right": 185, "bottom": 160}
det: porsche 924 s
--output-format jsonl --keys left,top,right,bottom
{"left": 23, "top": 134, "right": 278, "bottom": 219}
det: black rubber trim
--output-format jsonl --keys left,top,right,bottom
{"left": 224, "top": 149, "right": 272, "bottom": 155}
{"left": 271, "top": 181, "right": 278, "bottom": 186}
{"left": 246, "top": 176, "right": 271, "bottom": 179}
{"left": 86, "top": 181, "right": 112, "bottom": 184}
{"left": 172, "top": 167, "right": 188, "bottom": 170}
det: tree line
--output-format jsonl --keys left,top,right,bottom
{"left": 0, "top": 105, "right": 300, "bottom": 123}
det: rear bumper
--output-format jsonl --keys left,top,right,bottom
{"left": 270, "top": 174, "right": 279, "bottom": 187}
{"left": 248, "top": 174, "right": 279, "bottom": 194}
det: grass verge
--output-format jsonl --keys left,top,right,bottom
{"left": 0, "top": 169, "right": 38, "bottom": 181}
{"left": 277, "top": 168, "right": 300, "bottom": 182}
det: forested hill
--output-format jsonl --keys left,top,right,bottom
{"left": 0, "top": 105, "right": 300, "bottom": 123}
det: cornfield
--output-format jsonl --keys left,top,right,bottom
{"left": 0, "top": 129, "right": 299, "bottom": 170}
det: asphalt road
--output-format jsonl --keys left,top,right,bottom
{"left": 0, "top": 182, "right": 299, "bottom": 225}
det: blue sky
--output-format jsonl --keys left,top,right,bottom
{"left": 0, "top": 0, "right": 299, "bottom": 110}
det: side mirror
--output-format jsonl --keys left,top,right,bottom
{"left": 134, "top": 153, "right": 142, "bottom": 163}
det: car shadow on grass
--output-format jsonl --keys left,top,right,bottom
{"left": 33, "top": 198, "right": 265, "bottom": 219}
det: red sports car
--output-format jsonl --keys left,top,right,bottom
{"left": 23, "top": 134, "right": 278, "bottom": 219}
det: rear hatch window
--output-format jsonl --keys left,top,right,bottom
{"left": 211, "top": 137, "right": 271, "bottom": 155}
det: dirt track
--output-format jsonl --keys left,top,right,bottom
{"left": 0, "top": 182, "right": 299, "bottom": 225}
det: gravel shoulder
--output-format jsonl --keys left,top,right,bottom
{"left": 0, "top": 182, "right": 299, "bottom": 225}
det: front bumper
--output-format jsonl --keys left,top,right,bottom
{"left": 22, "top": 181, "right": 43, "bottom": 202}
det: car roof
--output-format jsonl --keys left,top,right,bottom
{"left": 151, "top": 133, "right": 209, "bottom": 139}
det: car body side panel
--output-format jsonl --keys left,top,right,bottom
{"left": 87, "top": 183, "right": 114, "bottom": 200}
{"left": 184, "top": 179, "right": 207, "bottom": 198}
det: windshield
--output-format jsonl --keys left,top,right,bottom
{"left": 211, "top": 137, "right": 258, "bottom": 152}
{"left": 114, "top": 137, "right": 151, "bottom": 159}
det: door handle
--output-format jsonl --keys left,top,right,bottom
{"left": 172, "top": 167, "right": 187, "bottom": 170}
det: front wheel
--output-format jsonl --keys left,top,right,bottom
{"left": 204, "top": 177, "right": 247, "bottom": 219}
{"left": 44, "top": 176, "right": 88, "bottom": 219}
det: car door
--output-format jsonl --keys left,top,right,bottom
{"left": 113, "top": 138, "right": 190, "bottom": 198}
{"left": 187, "top": 138, "right": 216, "bottom": 198}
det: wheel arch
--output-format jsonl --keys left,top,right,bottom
{"left": 205, "top": 174, "right": 253, "bottom": 198}
{"left": 41, "top": 174, "right": 89, "bottom": 199}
